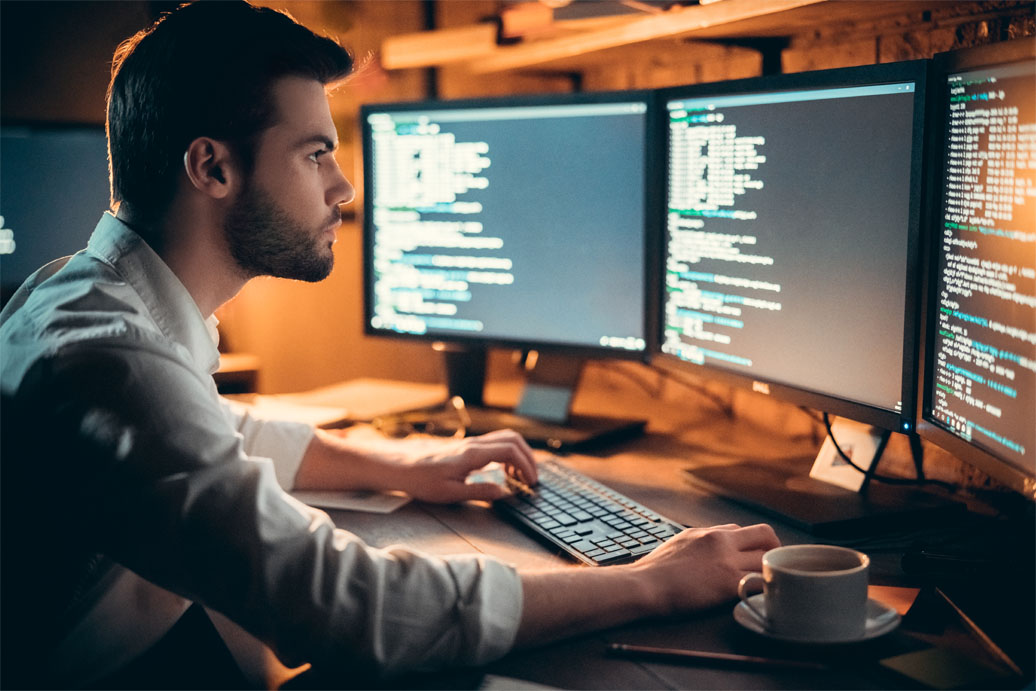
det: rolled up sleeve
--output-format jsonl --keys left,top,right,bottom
{"left": 220, "top": 397, "right": 314, "bottom": 490}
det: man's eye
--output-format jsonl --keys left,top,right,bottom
{"left": 309, "top": 150, "right": 328, "bottom": 163}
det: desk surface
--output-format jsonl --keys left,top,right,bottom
{"left": 296, "top": 372, "right": 1034, "bottom": 689}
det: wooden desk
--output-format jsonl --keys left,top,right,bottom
{"left": 310, "top": 443, "right": 1027, "bottom": 689}
{"left": 293, "top": 373, "right": 1033, "bottom": 689}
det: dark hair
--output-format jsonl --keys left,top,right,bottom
{"left": 106, "top": 1, "right": 353, "bottom": 226}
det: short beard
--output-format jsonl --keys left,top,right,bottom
{"left": 223, "top": 183, "right": 336, "bottom": 282}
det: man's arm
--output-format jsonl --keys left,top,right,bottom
{"left": 293, "top": 427, "right": 538, "bottom": 503}
{"left": 516, "top": 523, "right": 780, "bottom": 646}
{"left": 294, "top": 420, "right": 780, "bottom": 643}
{"left": 30, "top": 346, "right": 527, "bottom": 675}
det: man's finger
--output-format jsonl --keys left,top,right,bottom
{"left": 458, "top": 441, "right": 538, "bottom": 486}
{"left": 731, "top": 524, "right": 781, "bottom": 551}
{"left": 456, "top": 480, "right": 508, "bottom": 503}
{"left": 466, "top": 429, "right": 536, "bottom": 465}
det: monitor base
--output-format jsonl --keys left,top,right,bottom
{"left": 684, "top": 458, "right": 966, "bottom": 538}
{"left": 377, "top": 404, "right": 646, "bottom": 452}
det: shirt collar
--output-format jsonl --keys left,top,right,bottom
{"left": 87, "top": 213, "right": 222, "bottom": 374}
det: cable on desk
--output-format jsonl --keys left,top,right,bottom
{"left": 822, "top": 413, "right": 957, "bottom": 492}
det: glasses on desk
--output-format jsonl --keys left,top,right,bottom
{"left": 372, "top": 396, "right": 471, "bottom": 439}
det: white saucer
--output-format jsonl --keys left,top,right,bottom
{"left": 734, "top": 595, "right": 900, "bottom": 644}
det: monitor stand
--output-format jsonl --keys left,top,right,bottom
{"left": 683, "top": 425, "right": 966, "bottom": 538}
{"left": 395, "top": 344, "right": 646, "bottom": 451}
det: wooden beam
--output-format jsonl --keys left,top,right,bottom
{"left": 465, "top": 0, "right": 827, "bottom": 74}
{"left": 381, "top": 23, "right": 498, "bottom": 70}
{"left": 377, "top": 0, "right": 955, "bottom": 75}
{"left": 379, "top": 12, "right": 648, "bottom": 71}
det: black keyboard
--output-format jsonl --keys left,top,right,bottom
{"left": 496, "top": 459, "right": 685, "bottom": 566}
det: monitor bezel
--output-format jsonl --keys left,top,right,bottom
{"left": 651, "top": 60, "right": 930, "bottom": 433}
{"left": 359, "top": 89, "right": 662, "bottom": 362}
{"left": 915, "top": 38, "right": 1036, "bottom": 500}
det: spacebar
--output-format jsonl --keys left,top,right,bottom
{"left": 590, "top": 550, "right": 633, "bottom": 565}
{"left": 628, "top": 542, "right": 660, "bottom": 557}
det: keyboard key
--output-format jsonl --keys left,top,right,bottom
{"left": 594, "top": 550, "right": 633, "bottom": 565}
{"left": 629, "top": 542, "right": 659, "bottom": 557}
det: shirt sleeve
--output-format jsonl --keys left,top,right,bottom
{"left": 26, "top": 341, "right": 523, "bottom": 677}
{"left": 219, "top": 396, "right": 314, "bottom": 491}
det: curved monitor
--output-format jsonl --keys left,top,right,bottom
{"left": 654, "top": 61, "right": 929, "bottom": 433}
{"left": 360, "top": 91, "right": 659, "bottom": 361}
{"left": 916, "top": 39, "right": 1036, "bottom": 500}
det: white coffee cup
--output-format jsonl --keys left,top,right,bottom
{"left": 737, "top": 544, "right": 870, "bottom": 642}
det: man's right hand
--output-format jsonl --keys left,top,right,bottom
{"left": 629, "top": 523, "right": 781, "bottom": 614}
{"left": 515, "top": 522, "right": 779, "bottom": 647}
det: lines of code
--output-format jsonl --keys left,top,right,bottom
{"left": 665, "top": 108, "right": 780, "bottom": 368}
{"left": 368, "top": 115, "right": 509, "bottom": 336}
{"left": 931, "top": 61, "right": 1036, "bottom": 469}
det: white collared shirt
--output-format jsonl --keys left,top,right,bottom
{"left": 0, "top": 213, "right": 521, "bottom": 686}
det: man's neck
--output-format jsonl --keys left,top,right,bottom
{"left": 116, "top": 206, "right": 248, "bottom": 318}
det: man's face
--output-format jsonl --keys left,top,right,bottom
{"left": 223, "top": 76, "right": 354, "bottom": 282}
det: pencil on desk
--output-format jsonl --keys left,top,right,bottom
{"left": 606, "top": 643, "right": 830, "bottom": 671}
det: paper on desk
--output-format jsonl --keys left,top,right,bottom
{"left": 275, "top": 378, "right": 446, "bottom": 422}
{"left": 226, "top": 395, "right": 350, "bottom": 428}
{"left": 879, "top": 647, "right": 1005, "bottom": 689}
{"left": 291, "top": 489, "right": 411, "bottom": 514}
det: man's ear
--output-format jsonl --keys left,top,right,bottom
{"left": 183, "top": 137, "right": 234, "bottom": 198}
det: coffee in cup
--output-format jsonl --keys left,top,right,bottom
{"left": 737, "top": 544, "right": 870, "bottom": 642}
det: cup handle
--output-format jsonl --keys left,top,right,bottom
{"left": 737, "top": 572, "right": 767, "bottom": 626}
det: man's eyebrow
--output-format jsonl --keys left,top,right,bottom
{"left": 294, "top": 134, "right": 338, "bottom": 151}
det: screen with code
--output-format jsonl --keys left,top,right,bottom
{"left": 926, "top": 56, "right": 1035, "bottom": 477}
{"left": 660, "top": 70, "right": 923, "bottom": 424}
{"left": 362, "top": 96, "right": 651, "bottom": 356}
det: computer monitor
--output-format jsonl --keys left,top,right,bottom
{"left": 360, "top": 91, "right": 660, "bottom": 448}
{"left": 654, "top": 61, "right": 961, "bottom": 535}
{"left": 916, "top": 38, "right": 1036, "bottom": 502}
{"left": 0, "top": 124, "right": 110, "bottom": 305}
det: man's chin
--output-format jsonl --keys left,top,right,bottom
{"left": 305, "top": 253, "right": 335, "bottom": 282}
{"left": 262, "top": 254, "right": 333, "bottom": 282}
{"left": 295, "top": 262, "right": 333, "bottom": 283}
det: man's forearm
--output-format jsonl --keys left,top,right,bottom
{"left": 292, "top": 428, "right": 406, "bottom": 492}
{"left": 515, "top": 566, "right": 661, "bottom": 647}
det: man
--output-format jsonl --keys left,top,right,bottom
{"left": 0, "top": 2, "right": 779, "bottom": 687}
